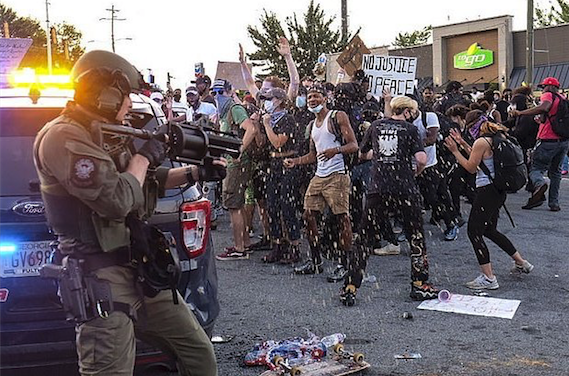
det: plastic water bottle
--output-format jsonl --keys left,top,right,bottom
{"left": 320, "top": 333, "right": 346, "bottom": 349}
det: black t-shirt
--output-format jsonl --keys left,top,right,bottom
{"left": 270, "top": 113, "right": 297, "bottom": 154}
{"left": 495, "top": 100, "right": 509, "bottom": 123}
{"left": 361, "top": 118, "right": 424, "bottom": 195}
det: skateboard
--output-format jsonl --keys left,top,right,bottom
{"left": 260, "top": 344, "right": 369, "bottom": 376}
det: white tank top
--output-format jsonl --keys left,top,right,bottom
{"left": 311, "top": 110, "right": 345, "bottom": 177}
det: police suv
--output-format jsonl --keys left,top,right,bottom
{"left": 0, "top": 85, "right": 219, "bottom": 375}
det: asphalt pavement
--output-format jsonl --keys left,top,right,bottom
{"left": 210, "top": 177, "right": 569, "bottom": 376}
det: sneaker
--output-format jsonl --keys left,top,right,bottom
{"left": 279, "top": 245, "right": 301, "bottom": 265}
{"left": 340, "top": 284, "right": 357, "bottom": 306}
{"left": 444, "top": 225, "right": 459, "bottom": 241}
{"left": 511, "top": 260, "right": 534, "bottom": 274}
{"left": 562, "top": 170, "right": 568, "bottom": 175}
{"left": 294, "top": 259, "right": 323, "bottom": 275}
{"left": 397, "top": 232, "right": 407, "bottom": 243}
{"left": 550, "top": 205, "right": 561, "bottom": 212}
{"left": 327, "top": 264, "right": 348, "bottom": 283}
{"left": 373, "top": 243, "right": 401, "bottom": 256}
{"left": 250, "top": 237, "right": 271, "bottom": 250}
{"left": 215, "top": 247, "right": 249, "bottom": 261}
{"left": 522, "top": 184, "right": 548, "bottom": 210}
{"left": 410, "top": 282, "right": 439, "bottom": 301}
{"left": 466, "top": 274, "right": 499, "bottom": 290}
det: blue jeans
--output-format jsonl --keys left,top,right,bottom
{"left": 562, "top": 154, "right": 569, "bottom": 172}
{"left": 529, "top": 140, "right": 569, "bottom": 207}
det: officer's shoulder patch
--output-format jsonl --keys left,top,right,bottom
{"left": 70, "top": 156, "right": 97, "bottom": 188}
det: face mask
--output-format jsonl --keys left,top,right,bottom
{"left": 308, "top": 104, "right": 324, "bottom": 114}
{"left": 296, "top": 96, "right": 307, "bottom": 108}
{"left": 406, "top": 110, "right": 419, "bottom": 122}
{"left": 264, "top": 99, "right": 276, "bottom": 114}
{"left": 173, "top": 94, "right": 181, "bottom": 102}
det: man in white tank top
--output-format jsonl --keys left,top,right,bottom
{"left": 284, "top": 85, "right": 360, "bottom": 306}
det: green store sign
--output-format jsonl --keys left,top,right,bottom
{"left": 454, "top": 43, "right": 494, "bottom": 70}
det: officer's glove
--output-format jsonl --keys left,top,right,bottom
{"left": 138, "top": 138, "right": 168, "bottom": 167}
{"left": 198, "top": 159, "right": 227, "bottom": 182}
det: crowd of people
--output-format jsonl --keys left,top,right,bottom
{"left": 149, "top": 37, "right": 568, "bottom": 307}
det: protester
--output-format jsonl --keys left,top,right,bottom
{"left": 173, "top": 86, "right": 217, "bottom": 122}
{"left": 355, "top": 96, "right": 440, "bottom": 301}
{"left": 494, "top": 89, "right": 511, "bottom": 122}
{"left": 239, "top": 37, "right": 299, "bottom": 101}
{"left": 171, "top": 88, "right": 188, "bottom": 118}
{"left": 444, "top": 112, "right": 534, "bottom": 289}
{"left": 259, "top": 87, "right": 302, "bottom": 264}
{"left": 421, "top": 86, "right": 435, "bottom": 112}
{"left": 214, "top": 79, "right": 258, "bottom": 260}
{"left": 446, "top": 104, "right": 477, "bottom": 217}
{"left": 511, "top": 77, "right": 569, "bottom": 211}
{"left": 283, "top": 85, "right": 358, "bottom": 305}
{"left": 194, "top": 75, "right": 215, "bottom": 105}
{"left": 434, "top": 81, "right": 471, "bottom": 115}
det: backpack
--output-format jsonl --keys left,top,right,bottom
{"left": 480, "top": 132, "right": 528, "bottom": 194}
{"left": 550, "top": 93, "right": 569, "bottom": 139}
{"left": 307, "top": 110, "right": 358, "bottom": 171}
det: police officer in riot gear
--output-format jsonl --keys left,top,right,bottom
{"left": 33, "top": 50, "right": 219, "bottom": 375}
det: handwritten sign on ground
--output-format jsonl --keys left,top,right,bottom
{"left": 0, "top": 38, "right": 33, "bottom": 74}
{"left": 337, "top": 35, "right": 370, "bottom": 77}
{"left": 417, "top": 294, "right": 521, "bottom": 319}
{"left": 362, "top": 55, "right": 417, "bottom": 97}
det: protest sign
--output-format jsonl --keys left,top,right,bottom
{"left": 362, "top": 54, "right": 417, "bottom": 97}
{"left": 417, "top": 294, "right": 521, "bottom": 319}
{"left": 337, "top": 35, "right": 370, "bottom": 77}
{"left": 214, "top": 61, "right": 252, "bottom": 91}
{"left": 0, "top": 38, "right": 33, "bottom": 74}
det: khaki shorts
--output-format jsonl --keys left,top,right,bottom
{"left": 304, "top": 172, "right": 350, "bottom": 215}
{"left": 222, "top": 161, "right": 253, "bottom": 210}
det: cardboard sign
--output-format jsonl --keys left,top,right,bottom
{"left": 0, "top": 38, "right": 33, "bottom": 74}
{"left": 214, "top": 61, "right": 252, "bottom": 91}
{"left": 337, "top": 35, "right": 370, "bottom": 77}
{"left": 362, "top": 54, "right": 417, "bottom": 97}
{"left": 417, "top": 294, "right": 521, "bottom": 319}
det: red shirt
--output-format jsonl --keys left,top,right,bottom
{"left": 537, "top": 91, "right": 565, "bottom": 140}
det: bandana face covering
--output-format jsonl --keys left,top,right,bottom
{"left": 469, "top": 115, "right": 488, "bottom": 139}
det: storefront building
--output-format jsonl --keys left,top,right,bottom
{"left": 327, "top": 15, "right": 569, "bottom": 91}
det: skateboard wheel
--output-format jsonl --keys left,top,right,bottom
{"left": 290, "top": 367, "right": 302, "bottom": 376}
{"left": 273, "top": 356, "right": 284, "bottom": 366}
{"left": 333, "top": 343, "right": 344, "bottom": 354}
{"left": 353, "top": 352, "right": 365, "bottom": 365}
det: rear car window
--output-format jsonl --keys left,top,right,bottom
{"left": 0, "top": 107, "right": 62, "bottom": 196}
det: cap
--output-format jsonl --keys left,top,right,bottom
{"left": 538, "top": 77, "right": 560, "bottom": 88}
{"left": 150, "top": 92, "right": 164, "bottom": 101}
{"left": 185, "top": 86, "right": 199, "bottom": 95}
{"left": 260, "top": 87, "right": 286, "bottom": 100}
{"left": 192, "top": 75, "right": 212, "bottom": 86}
{"left": 212, "top": 79, "right": 232, "bottom": 93}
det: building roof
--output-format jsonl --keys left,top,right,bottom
{"left": 509, "top": 63, "right": 569, "bottom": 89}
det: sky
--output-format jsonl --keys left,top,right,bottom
{"left": 4, "top": 0, "right": 554, "bottom": 90}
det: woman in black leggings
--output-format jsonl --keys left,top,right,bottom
{"left": 444, "top": 111, "right": 534, "bottom": 290}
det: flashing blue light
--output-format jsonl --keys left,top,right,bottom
{"left": 0, "top": 243, "right": 17, "bottom": 253}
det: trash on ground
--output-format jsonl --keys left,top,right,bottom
{"left": 394, "top": 352, "right": 422, "bottom": 359}
{"left": 211, "top": 335, "right": 234, "bottom": 343}
{"left": 417, "top": 294, "right": 521, "bottom": 319}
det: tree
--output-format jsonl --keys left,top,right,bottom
{"left": 247, "top": 0, "right": 349, "bottom": 78}
{"left": 0, "top": 4, "right": 84, "bottom": 70}
{"left": 392, "top": 25, "right": 432, "bottom": 48}
{"left": 535, "top": 0, "right": 569, "bottom": 27}
{"left": 52, "top": 22, "right": 85, "bottom": 69}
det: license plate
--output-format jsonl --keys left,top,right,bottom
{"left": 0, "top": 241, "right": 53, "bottom": 278}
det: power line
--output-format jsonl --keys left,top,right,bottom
{"left": 99, "top": 4, "right": 126, "bottom": 53}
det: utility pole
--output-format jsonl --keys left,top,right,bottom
{"left": 45, "top": 0, "right": 52, "bottom": 74}
{"left": 526, "top": 0, "right": 534, "bottom": 88}
{"left": 100, "top": 5, "right": 126, "bottom": 53}
{"left": 341, "top": 0, "right": 348, "bottom": 41}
